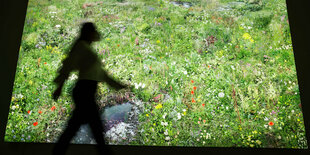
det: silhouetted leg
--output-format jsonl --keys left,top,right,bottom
{"left": 52, "top": 111, "right": 82, "bottom": 155}
{"left": 89, "top": 110, "right": 112, "bottom": 155}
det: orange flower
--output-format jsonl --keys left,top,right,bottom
{"left": 191, "top": 90, "right": 194, "bottom": 95}
{"left": 208, "top": 65, "right": 211, "bottom": 68}
{"left": 268, "top": 121, "right": 274, "bottom": 126}
{"left": 44, "top": 62, "right": 47, "bottom": 64}
{"left": 202, "top": 103, "right": 205, "bottom": 107}
{"left": 117, "top": 44, "right": 120, "bottom": 47}
{"left": 192, "top": 98, "right": 195, "bottom": 103}
{"left": 38, "top": 110, "right": 42, "bottom": 114}
{"left": 33, "top": 122, "right": 38, "bottom": 126}
{"left": 193, "top": 86, "right": 197, "bottom": 90}
{"left": 150, "top": 66, "right": 152, "bottom": 70}
{"left": 191, "top": 80, "right": 194, "bottom": 83}
{"left": 203, "top": 120, "right": 206, "bottom": 123}
{"left": 51, "top": 106, "right": 56, "bottom": 111}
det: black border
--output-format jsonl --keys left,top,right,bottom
{"left": 0, "top": 0, "right": 309, "bottom": 155}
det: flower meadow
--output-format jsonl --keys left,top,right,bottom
{"left": 4, "top": 0, "right": 308, "bottom": 149}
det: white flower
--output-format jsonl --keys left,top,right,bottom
{"left": 264, "top": 125, "right": 268, "bottom": 128}
{"left": 17, "top": 94, "right": 24, "bottom": 99}
{"left": 164, "top": 129, "right": 168, "bottom": 135}
{"left": 165, "top": 136, "right": 170, "bottom": 140}
{"left": 278, "top": 136, "right": 281, "bottom": 139}
{"left": 12, "top": 105, "right": 16, "bottom": 110}
{"left": 69, "top": 74, "right": 78, "bottom": 81}
{"left": 218, "top": 92, "right": 225, "bottom": 98}
{"left": 177, "top": 113, "right": 181, "bottom": 120}
{"left": 291, "top": 110, "right": 295, "bottom": 113}
{"left": 264, "top": 117, "right": 269, "bottom": 121}
{"left": 55, "top": 25, "right": 61, "bottom": 28}
{"left": 231, "top": 65, "right": 235, "bottom": 70}
{"left": 161, "top": 122, "right": 168, "bottom": 126}
{"left": 141, "top": 83, "right": 145, "bottom": 88}
{"left": 183, "top": 109, "right": 186, "bottom": 112}
{"left": 183, "top": 71, "right": 187, "bottom": 75}
{"left": 162, "top": 113, "right": 167, "bottom": 119}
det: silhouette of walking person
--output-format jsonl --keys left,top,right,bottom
{"left": 52, "top": 22, "right": 128, "bottom": 155}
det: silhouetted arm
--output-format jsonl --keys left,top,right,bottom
{"left": 53, "top": 51, "right": 79, "bottom": 100}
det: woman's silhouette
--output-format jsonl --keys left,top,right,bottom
{"left": 52, "top": 22, "right": 127, "bottom": 155}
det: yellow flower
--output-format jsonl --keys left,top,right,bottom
{"left": 183, "top": 111, "right": 186, "bottom": 115}
{"left": 250, "top": 144, "right": 254, "bottom": 147}
{"left": 156, "top": 40, "right": 160, "bottom": 44}
{"left": 11, "top": 97, "right": 15, "bottom": 102}
{"left": 106, "top": 38, "right": 110, "bottom": 41}
{"left": 146, "top": 114, "right": 149, "bottom": 117}
{"left": 155, "top": 103, "right": 163, "bottom": 109}
{"left": 205, "top": 51, "right": 208, "bottom": 53}
{"left": 29, "top": 80, "right": 33, "bottom": 85}
{"left": 256, "top": 140, "right": 262, "bottom": 145}
{"left": 242, "top": 33, "right": 254, "bottom": 43}
{"left": 153, "top": 123, "right": 156, "bottom": 126}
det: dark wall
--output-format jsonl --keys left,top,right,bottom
{"left": 0, "top": 0, "right": 309, "bottom": 155}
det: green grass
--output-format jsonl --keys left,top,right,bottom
{"left": 4, "top": 0, "right": 308, "bottom": 148}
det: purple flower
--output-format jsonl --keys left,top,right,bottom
{"left": 148, "top": 7, "right": 155, "bottom": 11}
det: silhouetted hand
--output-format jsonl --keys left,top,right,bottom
{"left": 52, "top": 87, "right": 62, "bottom": 101}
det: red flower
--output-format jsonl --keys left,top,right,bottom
{"left": 191, "top": 90, "right": 194, "bottom": 95}
{"left": 268, "top": 121, "right": 274, "bottom": 126}
{"left": 117, "top": 44, "right": 120, "bottom": 47}
{"left": 33, "top": 122, "right": 38, "bottom": 126}
{"left": 202, "top": 104, "right": 205, "bottom": 107}
{"left": 193, "top": 86, "right": 197, "bottom": 90}
{"left": 191, "top": 80, "right": 194, "bottom": 83}
{"left": 38, "top": 110, "right": 42, "bottom": 114}
{"left": 51, "top": 106, "right": 56, "bottom": 111}
{"left": 27, "top": 110, "right": 31, "bottom": 114}
{"left": 44, "top": 62, "right": 47, "bottom": 64}
{"left": 192, "top": 98, "right": 195, "bottom": 103}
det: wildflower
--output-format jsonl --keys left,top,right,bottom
{"left": 44, "top": 62, "right": 47, "bottom": 64}
{"left": 192, "top": 98, "right": 195, "bottom": 103}
{"left": 38, "top": 110, "right": 42, "bottom": 114}
{"left": 202, "top": 104, "right": 205, "bottom": 107}
{"left": 256, "top": 140, "right": 262, "bottom": 145}
{"left": 191, "top": 90, "right": 194, "bottom": 95}
{"left": 203, "top": 120, "right": 206, "bottom": 123}
{"left": 55, "top": 25, "right": 61, "bottom": 28}
{"left": 156, "top": 40, "right": 160, "bottom": 44}
{"left": 218, "top": 92, "right": 224, "bottom": 98}
{"left": 51, "top": 106, "right": 56, "bottom": 111}
{"left": 191, "top": 80, "right": 194, "bottom": 83}
{"left": 162, "top": 113, "right": 167, "bottom": 119}
{"left": 27, "top": 110, "right": 31, "bottom": 114}
{"left": 117, "top": 44, "right": 120, "bottom": 47}
{"left": 33, "top": 122, "right": 38, "bottom": 126}
{"left": 208, "top": 65, "right": 211, "bottom": 68}
{"left": 177, "top": 113, "right": 181, "bottom": 120}
{"left": 146, "top": 114, "right": 149, "bottom": 117}
{"left": 193, "top": 86, "right": 197, "bottom": 90}
{"left": 268, "top": 121, "right": 274, "bottom": 126}
{"left": 161, "top": 122, "right": 168, "bottom": 126}
{"left": 164, "top": 129, "right": 168, "bottom": 135}
{"left": 198, "top": 121, "right": 200, "bottom": 124}
{"left": 165, "top": 136, "right": 170, "bottom": 141}
{"left": 155, "top": 103, "right": 163, "bottom": 109}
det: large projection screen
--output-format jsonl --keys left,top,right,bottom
{"left": 4, "top": 0, "right": 308, "bottom": 149}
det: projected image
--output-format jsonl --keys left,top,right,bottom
{"left": 5, "top": 0, "right": 308, "bottom": 148}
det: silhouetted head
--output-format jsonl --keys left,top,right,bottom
{"left": 79, "top": 22, "right": 101, "bottom": 42}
